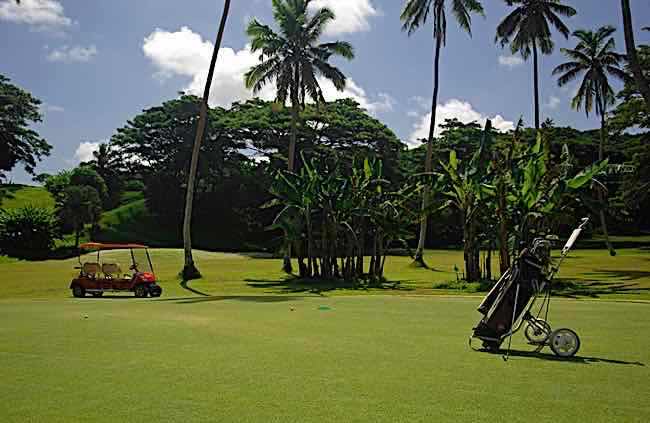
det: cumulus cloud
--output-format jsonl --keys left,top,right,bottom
{"left": 0, "top": 0, "right": 71, "bottom": 29}
{"left": 498, "top": 54, "right": 524, "bottom": 69}
{"left": 74, "top": 142, "right": 100, "bottom": 163}
{"left": 545, "top": 96, "right": 561, "bottom": 110}
{"left": 47, "top": 45, "right": 97, "bottom": 63}
{"left": 408, "top": 99, "right": 515, "bottom": 148}
{"left": 143, "top": 26, "right": 389, "bottom": 113}
{"left": 308, "top": 0, "right": 379, "bottom": 36}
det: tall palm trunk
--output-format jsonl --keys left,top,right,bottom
{"left": 181, "top": 0, "right": 231, "bottom": 280}
{"left": 622, "top": 0, "right": 650, "bottom": 111}
{"left": 497, "top": 179, "right": 510, "bottom": 274}
{"left": 414, "top": 33, "right": 442, "bottom": 267}
{"left": 598, "top": 103, "right": 615, "bottom": 256}
{"left": 281, "top": 70, "right": 301, "bottom": 274}
{"left": 532, "top": 38, "right": 541, "bottom": 131}
{"left": 463, "top": 211, "right": 480, "bottom": 282}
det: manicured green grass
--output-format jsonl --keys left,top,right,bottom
{"left": 0, "top": 184, "right": 54, "bottom": 210}
{"left": 1, "top": 248, "right": 649, "bottom": 300}
{"left": 1, "top": 295, "right": 648, "bottom": 422}
{"left": 0, "top": 248, "right": 649, "bottom": 421}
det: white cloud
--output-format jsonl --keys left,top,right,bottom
{"left": 561, "top": 83, "right": 580, "bottom": 99}
{"left": 308, "top": 0, "right": 379, "bottom": 36}
{"left": 41, "top": 103, "right": 64, "bottom": 113}
{"left": 143, "top": 26, "right": 388, "bottom": 113}
{"left": 47, "top": 45, "right": 97, "bottom": 63}
{"left": 498, "top": 54, "right": 524, "bottom": 69}
{"left": 545, "top": 96, "right": 561, "bottom": 110}
{"left": 74, "top": 142, "right": 100, "bottom": 163}
{"left": 408, "top": 99, "right": 515, "bottom": 148}
{"left": 0, "top": 0, "right": 71, "bottom": 29}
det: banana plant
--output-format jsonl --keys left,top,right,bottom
{"left": 439, "top": 121, "right": 496, "bottom": 282}
{"left": 506, "top": 132, "right": 610, "bottom": 254}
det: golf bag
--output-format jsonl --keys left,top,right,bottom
{"left": 472, "top": 241, "right": 551, "bottom": 349}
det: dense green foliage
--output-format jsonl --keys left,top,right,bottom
{"left": 0, "top": 206, "right": 59, "bottom": 258}
{"left": 0, "top": 75, "right": 51, "bottom": 180}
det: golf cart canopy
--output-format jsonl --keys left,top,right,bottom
{"left": 79, "top": 243, "right": 148, "bottom": 250}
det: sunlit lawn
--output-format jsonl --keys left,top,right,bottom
{"left": 1, "top": 248, "right": 648, "bottom": 300}
{"left": 1, "top": 249, "right": 649, "bottom": 422}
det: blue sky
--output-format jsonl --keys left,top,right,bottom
{"left": 2, "top": 0, "right": 649, "bottom": 183}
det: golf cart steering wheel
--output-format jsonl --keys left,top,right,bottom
{"left": 130, "top": 263, "right": 139, "bottom": 271}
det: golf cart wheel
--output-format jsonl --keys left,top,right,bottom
{"left": 525, "top": 319, "right": 552, "bottom": 344}
{"left": 134, "top": 285, "right": 148, "bottom": 298}
{"left": 550, "top": 328, "right": 581, "bottom": 358}
{"left": 72, "top": 285, "right": 85, "bottom": 298}
{"left": 91, "top": 292, "right": 104, "bottom": 298}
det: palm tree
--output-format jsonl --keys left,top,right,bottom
{"left": 553, "top": 26, "right": 627, "bottom": 256}
{"left": 181, "top": 0, "right": 231, "bottom": 281}
{"left": 621, "top": 0, "right": 650, "bottom": 111}
{"left": 496, "top": 0, "right": 576, "bottom": 131}
{"left": 400, "top": 0, "right": 484, "bottom": 267}
{"left": 245, "top": 0, "right": 354, "bottom": 273}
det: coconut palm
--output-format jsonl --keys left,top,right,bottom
{"left": 245, "top": 0, "right": 354, "bottom": 273}
{"left": 553, "top": 26, "right": 627, "bottom": 256}
{"left": 621, "top": 0, "right": 650, "bottom": 111}
{"left": 181, "top": 0, "right": 231, "bottom": 280}
{"left": 496, "top": 0, "right": 576, "bottom": 130}
{"left": 245, "top": 0, "right": 354, "bottom": 172}
{"left": 400, "top": 0, "right": 485, "bottom": 267}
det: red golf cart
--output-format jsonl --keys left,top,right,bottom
{"left": 69, "top": 243, "right": 162, "bottom": 298}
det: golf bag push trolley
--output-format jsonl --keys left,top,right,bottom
{"left": 470, "top": 218, "right": 590, "bottom": 359}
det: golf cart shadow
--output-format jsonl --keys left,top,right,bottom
{"left": 489, "top": 349, "right": 645, "bottom": 366}
{"left": 70, "top": 295, "right": 140, "bottom": 300}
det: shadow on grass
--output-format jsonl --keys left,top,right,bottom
{"left": 180, "top": 280, "right": 210, "bottom": 297}
{"left": 75, "top": 295, "right": 137, "bottom": 300}
{"left": 155, "top": 295, "right": 305, "bottom": 304}
{"left": 245, "top": 277, "right": 415, "bottom": 295}
{"left": 552, "top": 274, "right": 650, "bottom": 299}
{"left": 499, "top": 349, "right": 645, "bottom": 366}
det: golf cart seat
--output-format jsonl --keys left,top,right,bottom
{"left": 102, "top": 263, "right": 122, "bottom": 278}
{"left": 82, "top": 262, "right": 100, "bottom": 277}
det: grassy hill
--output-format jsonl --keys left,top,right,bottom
{"left": 0, "top": 184, "right": 55, "bottom": 210}
{"left": 95, "top": 191, "right": 181, "bottom": 246}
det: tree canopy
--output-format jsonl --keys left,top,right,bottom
{"left": 0, "top": 75, "right": 52, "bottom": 179}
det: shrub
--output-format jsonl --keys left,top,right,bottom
{"left": 0, "top": 206, "right": 60, "bottom": 259}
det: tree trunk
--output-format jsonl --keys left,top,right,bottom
{"left": 497, "top": 179, "right": 510, "bottom": 274}
{"left": 463, "top": 212, "right": 481, "bottom": 282}
{"left": 598, "top": 108, "right": 616, "bottom": 256}
{"left": 532, "top": 38, "right": 541, "bottom": 131}
{"left": 75, "top": 224, "right": 80, "bottom": 249}
{"left": 282, "top": 68, "right": 301, "bottom": 274}
{"left": 485, "top": 246, "right": 492, "bottom": 281}
{"left": 413, "top": 33, "right": 443, "bottom": 267}
{"left": 181, "top": 0, "right": 231, "bottom": 281}
{"left": 306, "top": 210, "right": 314, "bottom": 278}
{"left": 622, "top": 0, "right": 650, "bottom": 111}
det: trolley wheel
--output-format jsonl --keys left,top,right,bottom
{"left": 525, "top": 319, "right": 552, "bottom": 344}
{"left": 549, "top": 328, "right": 580, "bottom": 358}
